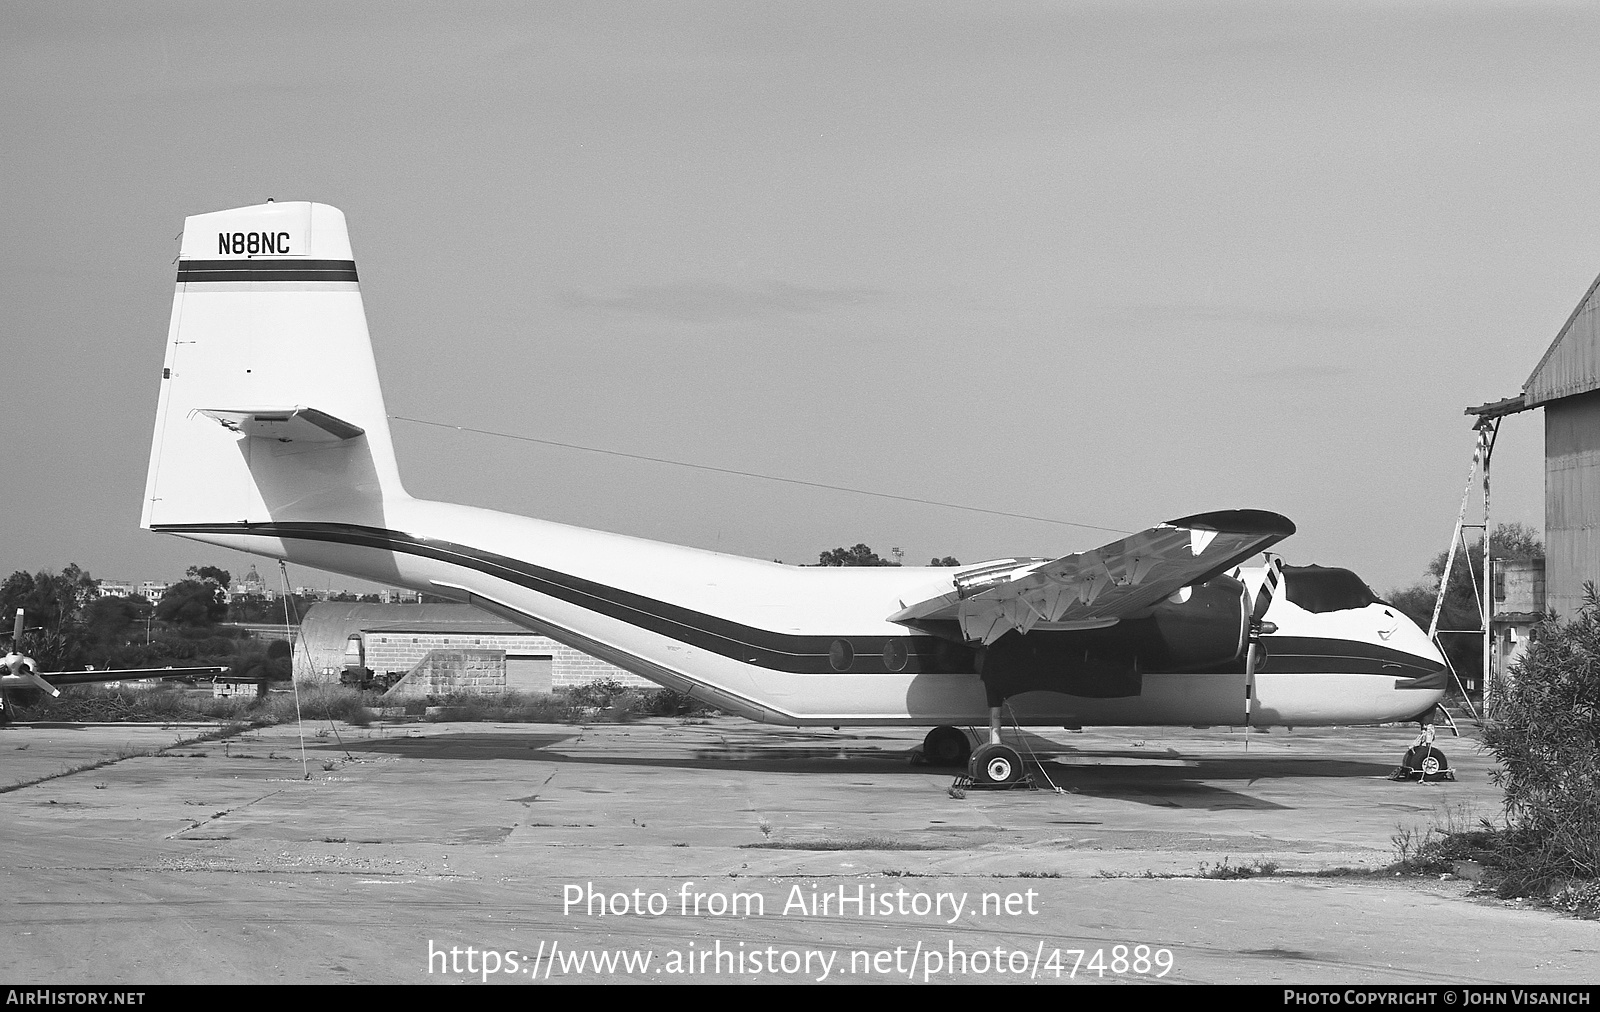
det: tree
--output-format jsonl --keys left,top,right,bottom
{"left": 1, "top": 564, "right": 100, "bottom": 633}
{"left": 229, "top": 638, "right": 293, "bottom": 681}
{"left": 816, "top": 544, "right": 899, "bottom": 567}
{"left": 929, "top": 556, "right": 961, "bottom": 567}
{"left": 1388, "top": 522, "right": 1543, "bottom": 692}
{"left": 84, "top": 594, "right": 150, "bottom": 646}
{"left": 155, "top": 579, "right": 228, "bottom": 627}
{"left": 187, "top": 565, "right": 232, "bottom": 590}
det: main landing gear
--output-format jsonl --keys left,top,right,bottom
{"left": 924, "top": 709, "right": 1032, "bottom": 789}
{"left": 968, "top": 742, "right": 1026, "bottom": 787}
{"left": 1390, "top": 724, "right": 1455, "bottom": 782}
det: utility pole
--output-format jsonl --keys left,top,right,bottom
{"left": 1477, "top": 417, "right": 1500, "bottom": 714}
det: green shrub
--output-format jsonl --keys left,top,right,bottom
{"left": 566, "top": 678, "right": 628, "bottom": 708}
{"left": 418, "top": 690, "right": 580, "bottom": 723}
{"left": 15, "top": 684, "right": 201, "bottom": 722}
{"left": 273, "top": 684, "right": 376, "bottom": 726}
{"left": 639, "top": 687, "right": 713, "bottom": 717}
{"left": 1480, "top": 584, "right": 1600, "bottom": 903}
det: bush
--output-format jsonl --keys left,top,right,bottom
{"left": 639, "top": 687, "right": 714, "bottom": 717}
{"left": 566, "top": 678, "right": 628, "bottom": 709}
{"left": 419, "top": 690, "right": 580, "bottom": 723}
{"left": 273, "top": 684, "right": 376, "bottom": 726}
{"left": 15, "top": 684, "right": 201, "bottom": 722}
{"left": 1480, "top": 584, "right": 1600, "bottom": 904}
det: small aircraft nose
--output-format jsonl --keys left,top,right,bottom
{"left": 1390, "top": 611, "right": 1450, "bottom": 691}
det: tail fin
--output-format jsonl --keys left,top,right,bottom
{"left": 141, "top": 202, "right": 407, "bottom": 532}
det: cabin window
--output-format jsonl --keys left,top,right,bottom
{"left": 829, "top": 639, "right": 854, "bottom": 671}
{"left": 1282, "top": 565, "right": 1382, "bottom": 613}
{"left": 882, "top": 638, "right": 908, "bottom": 672}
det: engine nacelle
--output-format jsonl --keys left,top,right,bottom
{"left": 978, "top": 576, "right": 1248, "bottom": 701}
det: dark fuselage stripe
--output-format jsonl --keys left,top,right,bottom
{"left": 176, "top": 259, "right": 359, "bottom": 283}
{"left": 152, "top": 521, "right": 1441, "bottom": 680}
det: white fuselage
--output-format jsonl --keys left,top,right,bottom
{"left": 159, "top": 495, "right": 1447, "bottom": 728}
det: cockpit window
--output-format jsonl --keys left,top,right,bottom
{"left": 1282, "top": 565, "right": 1381, "bottom": 613}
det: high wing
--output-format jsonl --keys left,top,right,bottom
{"left": 889, "top": 509, "right": 1295, "bottom": 644}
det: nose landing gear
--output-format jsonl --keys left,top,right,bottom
{"left": 1390, "top": 724, "right": 1455, "bottom": 782}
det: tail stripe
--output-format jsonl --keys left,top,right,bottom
{"left": 176, "top": 259, "right": 358, "bottom": 283}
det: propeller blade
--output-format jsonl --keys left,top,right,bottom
{"left": 11, "top": 609, "right": 21, "bottom": 643}
{"left": 1252, "top": 554, "right": 1282, "bottom": 622}
{"left": 1239, "top": 556, "right": 1281, "bottom": 740}
{"left": 19, "top": 669, "right": 60, "bottom": 698}
{"left": 1244, "top": 641, "right": 1256, "bottom": 728}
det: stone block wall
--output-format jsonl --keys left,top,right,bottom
{"left": 362, "top": 632, "right": 651, "bottom": 690}
{"left": 383, "top": 648, "right": 507, "bottom": 699}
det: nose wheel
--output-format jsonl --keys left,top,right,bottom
{"left": 1390, "top": 724, "right": 1456, "bottom": 782}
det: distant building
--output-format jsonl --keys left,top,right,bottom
{"left": 98, "top": 580, "right": 135, "bottom": 598}
{"left": 232, "top": 565, "right": 269, "bottom": 599}
{"left": 294, "top": 603, "right": 650, "bottom": 693}
{"left": 1492, "top": 557, "right": 1546, "bottom": 684}
{"left": 137, "top": 581, "right": 168, "bottom": 604}
{"left": 1470, "top": 270, "right": 1600, "bottom": 619}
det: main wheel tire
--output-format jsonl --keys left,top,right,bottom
{"left": 968, "top": 743, "right": 1024, "bottom": 786}
{"left": 923, "top": 726, "right": 971, "bottom": 768}
{"left": 1402, "top": 745, "right": 1450, "bottom": 780}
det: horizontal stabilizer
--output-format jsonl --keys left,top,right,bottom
{"left": 197, "top": 406, "right": 365, "bottom": 443}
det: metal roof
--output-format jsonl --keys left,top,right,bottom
{"left": 1465, "top": 266, "right": 1600, "bottom": 417}
{"left": 295, "top": 603, "right": 543, "bottom": 679}
{"left": 299, "top": 602, "right": 529, "bottom": 642}
{"left": 1523, "top": 267, "right": 1600, "bottom": 410}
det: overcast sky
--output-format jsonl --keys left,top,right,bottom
{"left": 3, "top": 2, "right": 1594, "bottom": 595}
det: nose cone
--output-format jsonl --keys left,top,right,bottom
{"left": 1385, "top": 609, "right": 1450, "bottom": 708}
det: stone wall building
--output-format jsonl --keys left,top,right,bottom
{"left": 294, "top": 602, "right": 650, "bottom": 693}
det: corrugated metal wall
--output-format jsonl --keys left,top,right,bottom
{"left": 1544, "top": 389, "right": 1600, "bottom": 618}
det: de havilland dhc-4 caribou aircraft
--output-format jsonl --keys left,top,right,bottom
{"left": 138, "top": 201, "right": 1450, "bottom": 785}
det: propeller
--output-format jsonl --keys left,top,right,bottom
{"left": 2, "top": 609, "right": 60, "bottom": 697}
{"left": 1241, "top": 555, "right": 1282, "bottom": 732}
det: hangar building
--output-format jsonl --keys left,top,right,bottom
{"left": 1471, "top": 270, "right": 1600, "bottom": 620}
{"left": 294, "top": 603, "right": 651, "bottom": 692}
